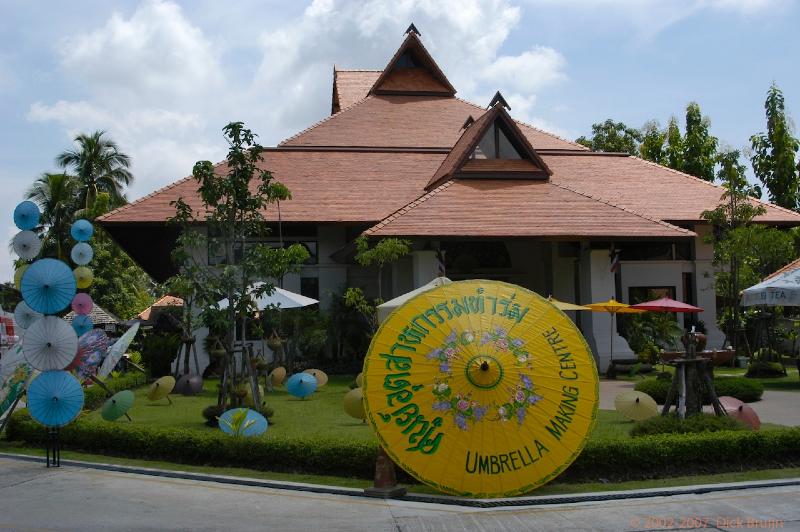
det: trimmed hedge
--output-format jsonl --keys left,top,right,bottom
{"left": 634, "top": 376, "right": 764, "bottom": 404}
{"left": 630, "top": 413, "right": 747, "bottom": 437}
{"left": 83, "top": 373, "right": 148, "bottom": 410}
{"left": 6, "top": 410, "right": 800, "bottom": 484}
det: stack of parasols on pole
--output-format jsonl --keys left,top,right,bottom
{"left": 0, "top": 202, "right": 141, "bottom": 465}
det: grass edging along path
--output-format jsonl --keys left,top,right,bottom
{"left": 7, "top": 410, "right": 800, "bottom": 484}
{"left": 2, "top": 443, "right": 800, "bottom": 498}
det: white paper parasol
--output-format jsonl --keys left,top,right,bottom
{"left": 22, "top": 316, "right": 78, "bottom": 371}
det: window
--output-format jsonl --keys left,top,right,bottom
{"left": 628, "top": 286, "right": 675, "bottom": 305}
{"left": 471, "top": 122, "right": 523, "bottom": 160}
{"left": 300, "top": 277, "right": 319, "bottom": 301}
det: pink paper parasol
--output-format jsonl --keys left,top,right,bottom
{"left": 630, "top": 297, "right": 703, "bottom": 313}
{"left": 719, "top": 396, "right": 760, "bottom": 430}
{"left": 72, "top": 293, "right": 94, "bottom": 315}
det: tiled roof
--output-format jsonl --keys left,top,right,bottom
{"left": 138, "top": 295, "right": 184, "bottom": 321}
{"left": 543, "top": 154, "right": 800, "bottom": 224}
{"left": 64, "top": 305, "right": 120, "bottom": 325}
{"left": 765, "top": 257, "right": 800, "bottom": 280}
{"left": 279, "top": 95, "right": 583, "bottom": 150}
{"left": 333, "top": 69, "right": 380, "bottom": 112}
{"left": 99, "top": 151, "right": 446, "bottom": 224}
{"left": 365, "top": 179, "right": 696, "bottom": 238}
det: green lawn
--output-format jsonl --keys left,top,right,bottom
{"left": 714, "top": 366, "right": 800, "bottom": 391}
{"left": 80, "top": 375, "right": 785, "bottom": 443}
{"left": 83, "top": 375, "right": 375, "bottom": 442}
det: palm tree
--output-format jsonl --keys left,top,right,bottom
{"left": 26, "top": 173, "right": 78, "bottom": 261}
{"left": 56, "top": 131, "right": 133, "bottom": 210}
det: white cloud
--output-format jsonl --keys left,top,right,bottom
{"left": 480, "top": 46, "right": 567, "bottom": 93}
{"left": 59, "top": 0, "right": 223, "bottom": 105}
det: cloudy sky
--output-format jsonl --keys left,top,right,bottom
{"left": 1, "top": 0, "right": 798, "bottom": 284}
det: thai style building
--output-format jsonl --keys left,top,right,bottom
{"left": 98, "top": 27, "right": 800, "bottom": 372}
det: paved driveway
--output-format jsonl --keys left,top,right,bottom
{"left": 0, "top": 457, "right": 797, "bottom": 531}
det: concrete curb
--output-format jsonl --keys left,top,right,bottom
{"left": 2, "top": 452, "right": 798, "bottom": 508}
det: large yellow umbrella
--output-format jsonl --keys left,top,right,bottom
{"left": 585, "top": 299, "right": 644, "bottom": 364}
{"left": 363, "top": 280, "right": 599, "bottom": 498}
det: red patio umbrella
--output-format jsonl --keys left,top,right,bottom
{"left": 630, "top": 297, "right": 703, "bottom": 313}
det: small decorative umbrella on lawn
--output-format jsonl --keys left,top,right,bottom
{"left": 719, "top": 396, "right": 760, "bottom": 430}
{"left": 286, "top": 373, "right": 317, "bottom": 399}
{"left": 147, "top": 376, "right": 175, "bottom": 403}
{"left": 218, "top": 408, "right": 268, "bottom": 437}
{"left": 101, "top": 390, "right": 134, "bottom": 421}
{"left": 585, "top": 299, "right": 644, "bottom": 364}
{"left": 614, "top": 391, "right": 658, "bottom": 421}
{"left": 20, "top": 258, "right": 77, "bottom": 315}
{"left": 268, "top": 366, "right": 287, "bottom": 387}
{"left": 303, "top": 368, "right": 328, "bottom": 387}
{"left": 23, "top": 316, "right": 78, "bottom": 371}
{"left": 343, "top": 387, "right": 366, "bottom": 421}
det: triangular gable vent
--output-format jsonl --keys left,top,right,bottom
{"left": 426, "top": 105, "right": 551, "bottom": 190}
{"left": 369, "top": 31, "right": 456, "bottom": 96}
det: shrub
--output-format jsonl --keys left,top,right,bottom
{"left": 7, "top": 410, "right": 800, "bottom": 484}
{"left": 746, "top": 361, "right": 786, "bottom": 378}
{"left": 83, "top": 372, "right": 148, "bottom": 410}
{"left": 630, "top": 414, "right": 747, "bottom": 437}
{"left": 634, "top": 376, "right": 763, "bottom": 403}
{"left": 713, "top": 377, "right": 764, "bottom": 402}
{"left": 140, "top": 332, "right": 181, "bottom": 377}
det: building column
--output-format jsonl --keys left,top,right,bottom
{"left": 693, "top": 226, "right": 725, "bottom": 347}
{"left": 580, "top": 247, "right": 634, "bottom": 372}
{"left": 411, "top": 250, "right": 438, "bottom": 288}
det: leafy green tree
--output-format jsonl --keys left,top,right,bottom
{"left": 664, "top": 117, "right": 684, "bottom": 171}
{"left": 750, "top": 83, "right": 800, "bottom": 210}
{"left": 639, "top": 120, "right": 666, "bottom": 163}
{"left": 575, "top": 119, "right": 642, "bottom": 155}
{"left": 171, "top": 122, "right": 308, "bottom": 408}
{"left": 25, "top": 172, "right": 78, "bottom": 261}
{"left": 354, "top": 235, "right": 411, "bottom": 300}
{"left": 682, "top": 102, "right": 718, "bottom": 181}
{"left": 702, "top": 149, "right": 769, "bottom": 350}
{"left": 56, "top": 130, "right": 133, "bottom": 210}
{"left": 83, "top": 193, "right": 154, "bottom": 320}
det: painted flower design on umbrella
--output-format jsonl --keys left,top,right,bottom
{"left": 497, "top": 374, "right": 543, "bottom": 425}
{"left": 432, "top": 379, "right": 489, "bottom": 431}
{"left": 426, "top": 329, "right": 470, "bottom": 375}
{"left": 480, "top": 328, "right": 533, "bottom": 368}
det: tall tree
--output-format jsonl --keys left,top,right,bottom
{"left": 682, "top": 102, "right": 718, "bottom": 181}
{"left": 639, "top": 120, "right": 666, "bottom": 163}
{"left": 664, "top": 117, "right": 684, "bottom": 171}
{"left": 750, "top": 83, "right": 800, "bottom": 210}
{"left": 25, "top": 172, "right": 77, "bottom": 261}
{"left": 56, "top": 130, "right": 133, "bottom": 210}
{"left": 575, "top": 119, "right": 642, "bottom": 155}
{"left": 171, "top": 122, "right": 308, "bottom": 409}
{"left": 354, "top": 235, "right": 411, "bottom": 300}
{"left": 702, "top": 149, "right": 767, "bottom": 352}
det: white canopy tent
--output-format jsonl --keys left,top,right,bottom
{"left": 741, "top": 269, "right": 800, "bottom": 307}
{"left": 218, "top": 283, "right": 319, "bottom": 310}
{"left": 377, "top": 277, "right": 452, "bottom": 323}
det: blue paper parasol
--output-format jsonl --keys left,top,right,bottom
{"left": 71, "top": 219, "right": 93, "bottom": 242}
{"left": 218, "top": 408, "right": 268, "bottom": 437}
{"left": 14, "top": 201, "right": 40, "bottom": 231}
{"left": 20, "top": 258, "right": 77, "bottom": 314}
{"left": 70, "top": 243, "right": 93, "bottom": 265}
{"left": 286, "top": 373, "right": 317, "bottom": 399}
{"left": 26, "top": 370, "right": 84, "bottom": 427}
{"left": 72, "top": 314, "right": 94, "bottom": 336}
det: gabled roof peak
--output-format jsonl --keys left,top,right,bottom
{"left": 405, "top": 23, "right": 421, "bottom": 36}
{"left": 488, "top": 91, "right": 511, "bottom": 110}
{"left": 426, "top": 105, "right": 552, "bottom": 190}
{"left": 369, "top": 30, "right": 456, "bottom": 97}
{"left": 461, "top": 116, "right": 475, "bottom": 130}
